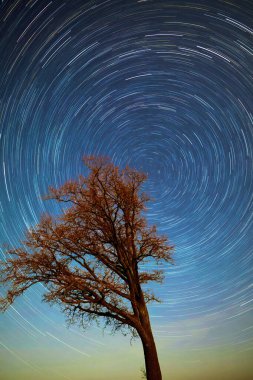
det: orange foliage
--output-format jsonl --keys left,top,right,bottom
{"left": 0, "top": 156, "right": 174, "bottom": 380}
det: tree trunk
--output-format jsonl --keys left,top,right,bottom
{"left": 140, "top": 326, "right": 162, "bottom": 380}
{"left": 132, "top": 275, "right": 162, "bottom": 379}
{"left": 136, "top": 299, "right": 162, "bottom": 380}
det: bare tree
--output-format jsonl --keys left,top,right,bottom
{"left": 0, "top": 156, "right": 173, "bottom": 380}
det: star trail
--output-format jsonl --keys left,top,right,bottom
{"left": 0, "top": 1, "right": 252, "bottom": 379}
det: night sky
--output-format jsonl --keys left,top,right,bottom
{"left": 0, "top": 1, "right": 253, "bottom": 379}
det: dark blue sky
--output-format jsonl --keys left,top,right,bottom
{"left": 0, "top": 1, "right": 252, "bottom": 379}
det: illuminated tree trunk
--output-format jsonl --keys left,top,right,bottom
{"left": 136, "top": 295, "right": 162, "bottom": 380}
{"left": 141, "top": 326, "right": 162, "bottom": 380}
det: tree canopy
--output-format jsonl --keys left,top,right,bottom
{"left": 0, "top": 156, "right": 174, "bottom": 380}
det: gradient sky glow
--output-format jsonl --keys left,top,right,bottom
{"left": 0, "top": 0, "right": 253, "bottom": 379}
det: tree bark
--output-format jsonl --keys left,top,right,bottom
{"left": 136, "top": 298, "right": 162, "bottom": 380}
{"left": 140, "top": 325, "right": 162, "bottom": 380}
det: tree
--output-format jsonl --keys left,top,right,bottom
{"left": 0, "top": 156, "right": 174, "bottom": 380}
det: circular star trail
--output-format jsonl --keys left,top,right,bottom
{"left": 0, "top": 1, "right": 253, "bottom": 379}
